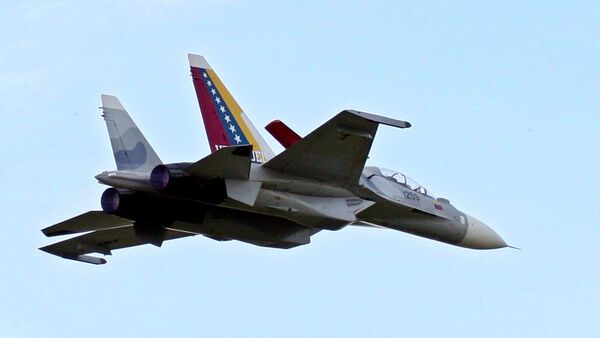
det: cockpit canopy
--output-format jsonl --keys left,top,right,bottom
{"left": 365, "top": 166, "right": 435, "bottom": 198}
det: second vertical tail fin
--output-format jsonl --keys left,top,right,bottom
{"left": 188, "top": 54, "right": 274, "bottom": 164}
{"left": 101, "top": 95, "right": 162, "bottom": 172}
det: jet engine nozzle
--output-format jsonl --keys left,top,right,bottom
{"left": 101, "top": 188, "right": 122, "bottom": 213}
{"left": 100, "top": 188, "right": 174, "bottom": 222}
{"left": 150, "top": 164, "right": 192, "bottom": 191}
{"left": 150, "top": 164, "right": 171, "bottom": 190}
{"left": 100, "top": 188, "right": 147, "bottom": 218}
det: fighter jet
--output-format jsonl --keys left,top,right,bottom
{"left": 40, "top": 54, "right": 509, "bottom": 265}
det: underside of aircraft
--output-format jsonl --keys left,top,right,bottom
{"left": 40, "top": 54, "right": 509, "bottom": 264}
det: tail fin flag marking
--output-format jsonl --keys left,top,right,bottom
{"left": 101, "top": 95, "right": 162, "bottom": 172}
{"left": 188, "top": 54, "right": 274, "bottom": 164}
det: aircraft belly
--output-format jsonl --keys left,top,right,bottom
{"left": 381, "top": 217, "right": 466, "bottom": 244}
{"left": 358, "top": 201, "right": 468, "bottom": 245}
{"left": 169, "top": 209, "right": 317, "bottom": 249}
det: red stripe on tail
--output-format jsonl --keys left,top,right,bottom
{"left": 191, "top": 67, "right": 229, "bottom": 152}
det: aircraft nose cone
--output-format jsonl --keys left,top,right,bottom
{"left": 458, "top": 215, "right": 507, "bottom": 249}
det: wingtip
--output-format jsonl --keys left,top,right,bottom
{"left": 101, "top": 94, "right": 126, "bottom": 111}
{"left": 345, "top": 109, "right": 412, "bottom": 129}
{"left": 188, "top": 53, "right": 211, "bottom": 69}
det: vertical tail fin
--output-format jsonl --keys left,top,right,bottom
{"left": 101, "top": 95, "right": 162, "bottom": 172}
{"left": 188, "top": 54, "right": 274, "bottom": 164}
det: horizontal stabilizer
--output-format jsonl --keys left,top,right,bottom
{"left": 264, "top": 110, "right": 411, "bottom": 186}
{"left": 39, "top": 225, "right": 193, "bottom": 264}
{"left": 184, "top": 145, "right": 253, "bottom": 179}
{"left": 42, "top": 211, "right": 132, "bottom": 237}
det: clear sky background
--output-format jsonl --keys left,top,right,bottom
{"left": 1, "top": 1, "right": 599, "bottom": 337}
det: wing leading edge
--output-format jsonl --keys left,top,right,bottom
{"left": 42, "top": 211, "right": 132, "bottom": 237}
{"left": 40, "top": 225, "right": 194, "bottom": 265}
{"left": 263, "top": 110, "right": 410, "bottom": 187}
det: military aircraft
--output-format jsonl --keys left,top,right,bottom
{"left": 40, "top": 54, "right": 509, "bottom": 264}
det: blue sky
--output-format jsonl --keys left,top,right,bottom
{"left": 1, "top": 1, "right": 599, "bottom": 337}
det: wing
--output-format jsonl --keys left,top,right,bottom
{"left": 39, "top": 225, "right": 194, "bottom": 265}
{"left": 42, "top": 211, "right": 132, "bottom": 237}
{"left": 263, "top": 110, "right": 411, "bottom": 186}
